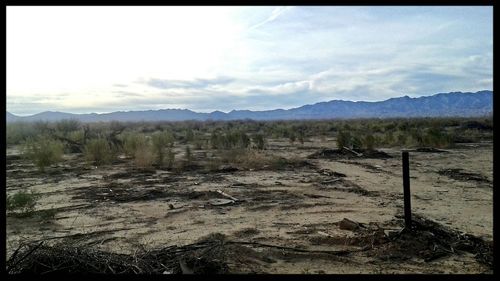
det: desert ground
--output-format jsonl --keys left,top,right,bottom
{"left": 6, "top": 137, "right": 493, "bottom": 274}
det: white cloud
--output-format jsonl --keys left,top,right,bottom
{"left": 6, "top": 6, "right": 493, "bottom": 115}
{"left": 249, "top": 6, "right": 293, "bottom": 30}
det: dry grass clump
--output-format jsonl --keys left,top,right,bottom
{"left": 151, "top": 131, "right": 175, "bottom": 166}
{"left": 84, "top": 137, "right": 115, "bottom": 166}
{"left": 22, "top": 135, "right": 64, "bottom": 172}
{"left": 213, "top": 149, "right": 303, "bottom": 171}
{"left": 6, "top": 190, "right": 39, "bottom": 217}
{"left": 134, "top": 144, "right": 154, "bottom": 169}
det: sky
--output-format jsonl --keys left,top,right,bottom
{"left": 7, "top": 6, "right": 493, "bottom": 116}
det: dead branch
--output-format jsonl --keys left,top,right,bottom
{"left": 342, "top": 146, "right": 363, "bottom": 157}
{"left": 7, "top": 241, "right": 44, "bottom": 273}
{"left": 226, "top": 240, "right": 364, "bottom": 256}
{"left": 27, "top": 227, "right": 133, "bottom": 243}
{"left": 216, "top": 189, "right": 240, "bottom": 201}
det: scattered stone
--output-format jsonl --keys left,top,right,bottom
{"left": 339, "top": 218, "right": 361, "bottom": 231}
{"left": 209, "top": 199, "right": 235, "bottom": 206}
{"left": 438, "top": 168, "right": 491, "bottom": 185}
{"left": 218, "top": 166, "right": 239, "bottom": 173}
{"left": 317, "top": 169, "right": 346, "bottom": 177}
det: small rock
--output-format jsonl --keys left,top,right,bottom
{"left": 317, "top": 231, "right": 331, "bottom": 237}
{"left": 339, "top": 218, "right": 360, "bottom": 231}
{"left": 209, "top": 198, "right": 234, "bottom": 206}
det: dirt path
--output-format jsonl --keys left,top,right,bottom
{"left": 6, "top": 140, "right": 493, "bottom": 273}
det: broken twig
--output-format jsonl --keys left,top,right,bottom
{"left": 342, "top": 146, "right": 363, "bottom": 157}
{"left": 216, "top": 190, "right": 240, "bottom": 201}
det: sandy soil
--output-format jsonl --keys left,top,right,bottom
{"left": 5, "top": 138, "right": 493, "bottom": 274}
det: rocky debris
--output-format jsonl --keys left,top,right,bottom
{"left": 317, "top": 169, "right": 346, "bottom": 178}
{"left": 338, "top": 218, "right": 362, "bottom": 231}
{"left": 437, "top": 168, "right": 491, "bottom": 185}
{"left": 308, "top": 148, "right": 391, "bottom": 160}
{"left": 414, "top": 147, "right": 449, "bottom": 153}
{"left": 233, "top": 228, "right": 260, "bottom": 238}
{"left": 217, "top": 165, "right": 239, "bottom": 173}
{"left": 376, "top": 215, "right": 493, "bottom": 268}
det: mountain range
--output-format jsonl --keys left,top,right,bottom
{"left": 6, "top": 90, "right": 493, "bottom": 123}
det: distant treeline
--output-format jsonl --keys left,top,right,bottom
{"left": 7, "top": 117, "right": 492, "bottom": 172}
{"left": 7, "top": 116, "right": 492, "bottom": 147}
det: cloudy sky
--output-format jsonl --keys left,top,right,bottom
{"left": 7, "top": 6, "right": 492, "bottom": 116}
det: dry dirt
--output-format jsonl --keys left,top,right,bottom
{"left": 5, "top": 138, "right": 493, "bottom": 274}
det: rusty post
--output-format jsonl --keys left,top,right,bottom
{"left": 402, "top": 151, "right": 412, "bottom": 228}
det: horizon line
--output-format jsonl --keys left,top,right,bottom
{"left": 7, "top": 89, "right": 492, "bottom": 117}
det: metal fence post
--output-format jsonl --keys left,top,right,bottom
{"left": 402, "top": 151, "right": 412, "bottom": 228}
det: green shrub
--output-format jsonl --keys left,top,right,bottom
{"left": 56, "top": 119, "right": 80, "bottom": 136}
{"left": 185, "top": 145, "right": 192, "bottom": 164}
{"left": 185, "top": 129, "right": 194, "bottom": 142}
{"left": 165, "top": 148, "right": 176, "bottom": 169}
{"left": 23, "top": 136, "right": 64, "bottom": 172}
{"left": 209, "top": 130, "right": 250, "bottom": 150}
{"left": 37, "top": 208, "right": 58, "bottom": 221}
{"left": 6, "top": 122, "right": 37, "bottom": 145}
{"left": 252, "top": 134, "right": 265, "bottom": 150}
{"left": 7, "top": 190, "right": 38, "bottom": 216}
{"left": 423, "top": 127, "right": 453, "bottom": 148}
{"left": 68, "top": 130, "right": 85, "bottom": 143}
{"left": 33, "top": 121, "right": 52, "bottom": 135}
{"left": 351, "top": 135, "right": 362, "bottom": 150}
{"left": 396, "top": 132, "right": 408, "bottom": 146}
{"left": 84, "top": 138, "right": 114, "bottom": 166}
{"left": 336, "top": 130, "right": 351, "bottom": 149}
{"left": 297, "top": 130, "right": 305, "bottom": 145}
{"left": 289, "top": 132, "right": 296, "bottom": 144}
{"left": 210, "top": 131, "right": 221, "bottom": 149}
{"left": 269, "top": 157, "right": 290, "bottom": 170}
{"left": 122, "top": 133, "right": 148, "bottom": 158}
{"left": 151, "top": 131, "right": 174, "bottom": 165}
{"left": 363, "top": 135, "right": 376, "bottom": 151}
{"left": 237, "top": 132, "right": 251, "bottom": 149}
{"left": 383, "top": 131, "right": 395, "bottom": 146}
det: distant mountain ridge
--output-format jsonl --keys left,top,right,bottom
{"left": 6, "top": 90, "right": 493, "bottom": 123}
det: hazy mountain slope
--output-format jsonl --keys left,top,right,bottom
{"left": 6, "top": 90, "right": 492, "bottom": 122}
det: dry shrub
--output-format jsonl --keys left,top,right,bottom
{"left": 165, "top": 148, "right": 176, "bottom": 169}
{"left": 84, "top": 138, "right": 114, "bottom": 166}
{"left": 151, "top": 131, "right": 174, "bottom": 165}
{"left": 6, "top": 190, "right": 39, "bottom": 216}
{"left": 134, "top": 145, "right": 154, "bottom": 169}
{"left": 23, "top": 135, "right": 64, "bottom": 172}
{"left": 234, "top": 149, "right": 270, "bottom": 170}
